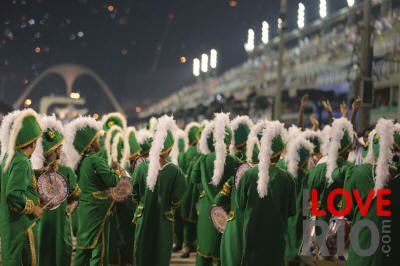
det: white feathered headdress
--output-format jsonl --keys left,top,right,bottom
{"left": 111, "top": 131, "right": 129, "bottom": 167}
{"left": 31, "top": 114, "right": 65, "bottom": 169}
{"left": 170, "top": 129, "right": 187, "bottom": 165}
{"left": 246, "top": 120, "right": 269, "bottom": 163}
{"left": 63, "top": 116, "right": 101, "bottom": 170}
{"left": 0, "top": 110, "right": 21, "bottom": 162}
{"left": 326, "top": 118, "right": 354, "bottom": 186}
{"left": 199, "top": 113, "right": 231, "bottom": 186}
{"left": 146, "top": 115, "right": 177, "bottom": 191}
{"left": 4, "top": 108, "right": 42, "bottom": 172}
{"left": 101, "top": 112, "right": 127, "bottom": 130}
{"left": 285, "top": 137, "right": 314, "bottom": 178}
{"left": 229, "top": 115, "right": 253, "bottom": 155}
{"left": 257, "top": 120, "right": 286, "bottom": 198}
{"left": 105, "top": 125, "right": 123, "bottom": 166}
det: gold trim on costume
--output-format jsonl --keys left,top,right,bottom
{"left": 171, "top": 200, "right": 181, "bottom": 207}
{"left": 196, "top": 247, "right": 221, "bottom": 262}
{"left": 234, "top": 141, "right": 247, "bottom": 152}
{"left": 80, "top": 130, "right": 100, "bottom": 155}
{"left": 92, "top": 190, "right": 110, "bottom": 200}
{"left": 43, "top": 137, "right": 65, "bottom": 156}
{"left": 221, "top": 182, "right": 232, "bottom": 196}
{"left": 164, "top": 210, "right": 174, "bottom": 222}
{"left": 27, "top": 227, "right": 37, "bottom": 266}
{"left": 182, "top": 217, "right": 197, "bottom": 224}
{"left": 31, "top": 175, "right": 38, "bottom": 191}
{"left": 226, "top": 210, "right": 235, "bottom": 222}
{"left": 21, "top": 198, "right": 34, "bottom": 215}
{"left": 129, "top": 149, "right": 140, "bottom": 160}
{"left": 160, "top": 142, "right": 174, "bottom": 155}
{"left": 71, "top": 184, "right": 82, "bottom": 198}
{"left": 199, "top": 190, "right": 205, "bottom": 199}
{"left": 339, "top": 142, "right": 352, "bottom": 155}
{"left": 76, "top": 200, "right": 115, "bottom": 250}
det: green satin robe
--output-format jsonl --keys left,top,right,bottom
{"left": 131, "top": 161, "right": 186, "bottom": 266}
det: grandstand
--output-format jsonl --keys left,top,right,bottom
{"left": 140, "top": 0, "right": 400, "bottom": 128}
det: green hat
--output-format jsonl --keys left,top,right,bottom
{"left": 271, "top": 135, "right": 285, "bottom": 159}
{"left": 101, "top": 112, "right": 127, "bottom": 131}
{"left": 73, "top": 126, "right": 99, "bottom": 154}
{"left": 42, "top": 128, "right": 64, "bottom": 156}
{"left": 246, "top": 137, "right": 260, "bottom": 164}
{"left": 339, "top": 130, "right": 352, "bottom": 155}
{"left": 185, "top": 122, "right": 200, "bottom": 146}
{"left": 223, "top": 126, "right": 233, "bottom": 147}
{"left": 302, "top": 130, "right": 322, "bottom": 155}
{"left": 230, "top": 116, "right": 253, "bottom": 154}
{"left": 140, "top": 138, "right": 153, "bottom": 156}
{"left": 393, "top": 130, "right": 400, "bottom": 151}
{"left": 178, "top": 138, "right": 185, "bottom": 152}
{"left": 286, "top": 137, "right": 313, "bottom": 178}
{"left": 125, "top": 127, "right": 140, "bottom": 160}
{"left": 161, "top": 130, "right": 174, "bottom": 155}
{"left": 4, "top": 109, "right": 43, "bottom": 171}
{"left": 111, "top": 132, "right": 127, "bottom": 165}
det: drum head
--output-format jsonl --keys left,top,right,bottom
{"left": 235, "top": 163, "right": 251, "bottom": 188}
{"left": 210, "top": 205, "right": 227, "bottom": 233}
{"left": 37, "top": 171, "right": 69, "bottom": 210}
{"left": 110, "top": 177, "right": 132, "bottom": 202}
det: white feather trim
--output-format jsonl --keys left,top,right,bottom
{"left": 285, "top": 137, "right": 314, "bottom": 178}
{"left": 4, "top": 109, "right": 42, "bottom": 172}
{"left": 31, "top": 114, "right": 65, "bottom": 169}
{"left": 257, "top": 120, "right": 285, "bottom": 198}
{"left": 105, "top": 125, "right": 123, "bottom": 166}
{"left": 199, "top": 121, "right": 215, "bottom": 155}
{"left": 122, "top": 127, "right": 136, "bottom": 162}
{"left": 210, "top": 113, "right": 230, "bottom": 186}
{"left": 101, "top": 112, "right": 127, "bottom": 129}
{"left": 147, "top": 115, "right": 177, "bottom": 191}
{"left": 246, "top": 120, "right": 269, "bottom": 163}
{"left": 301, "top": 129, "right": 323, "bottom": 153}
{"left": 363, "top": 129, "right": 377, "bottom": 164}
{"left": 229, "top": 115, "right": 254, "bottom": 155}
{"left": 321, "top": 125, "right": 331, "bottom": 156}
{"left": 288, "top": 125, "right": 302, "bottom": 142}
{"left": 0, "top": 110, "right": 21, "bottom": 162}
{"left": 111, "top": 132, "right": 129, "bottom": 166}
{"left": 170, "top": 129, "right": 186, "bottom": 165}
{"left": 326, "top": 118, "right": 354, "bottom": 186}
{"left": 149, "top": 117, "right": 158, "bottom": 133}
{"left": 64, "top": 116, "right": 100, "bottom": 170}
{"left": 374, "top": 118, "right": 394, "bottom": 194}
{"left": 137, "top": 129, "right": 153, "bottom": 145}
{"left": 246, "top": 137, "right": 260, "bottom": 164}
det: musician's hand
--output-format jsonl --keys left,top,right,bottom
{"left": 300, "top": 94, "right": 309, "bottom": 107}
{"left": 32, "top": 205, "right": 43, "bottom": 218}
{"left": 111, "top": 161, "right": 120, "bottom": 170}
{"left": 340, "top": 101, "right": 349, "bottom": 118}
{"left": 352, "top": 97, "right": 362, "bottom": 111}
{"left": 310, "top": 114, "right": 319, "bottom": 130}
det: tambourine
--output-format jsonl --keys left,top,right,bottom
{"left": 210, "top": 205, "right": 228, "bottom": 233}
{"left": 235, "top": 163, "right": 251, "bottom": 188}
{"left": 110, "top": 177, "right": 132, "bottom": 202}
{"left": 325, "top": 217, "right": 350, "bottom": 260}
{"left": 299, "top": 216, "right": 318, "bottom": 266}
{"left": 37, "top": 171, "right": 69, "bottom": 210}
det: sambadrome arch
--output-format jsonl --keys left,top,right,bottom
{"left": 13, "top": 63, "right": 126, "bottom": 116}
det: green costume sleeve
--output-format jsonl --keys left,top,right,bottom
{"left": 6, "top": 159, "right": 32, "bottom": 212}
{"left": 171, "top": 167, "right": 186, "bottom": 205}
{"left": 91, "top": 155, "right": 119, "bottom": 187}
{"left": 215, "top": 176, "right": 234, "bottom": 207}
{"left": 237, "top": 170, "right": 250, "bottom": 211}
{"left": 189, "top": 154, "right": 203, "bottom": 184}
{"left": 287, "top": 173, "right": 297, "bottom": 217}
{"left": 131, "top": 162, "right": 145, "bottom": 203}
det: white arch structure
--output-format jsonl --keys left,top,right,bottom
{"left": 14, "top": 63, "right": 126, "bottom": 116}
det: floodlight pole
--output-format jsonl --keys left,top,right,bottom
{"left": 357, "top": 0, "right": 372, "bottom": 132}
{"left": 274, "top": 0, "right": 287, "bottom": 120}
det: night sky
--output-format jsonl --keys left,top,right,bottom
{"left": 0, "top": 0, "right": 348, "bottom": 117}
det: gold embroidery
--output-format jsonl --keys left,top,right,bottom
{"left": 171, "top": 200, "right": 181, "bottom": 207}
{"left": 21, "top": 198, "right": 34, "bottom": 215}
{"left": 26, "top": 227, "right": 37, "bottom": 266}
{"left": 196, "top": 246, "right": 221, "bottom": 262}
{"left": 92, "top": 190, "right": 110, "bottom": 200}
{"left": 31, "top": 175, "right": 38, "bottom": 191}
{"left": 164, "top": 210, "right": 174, "bottom": 222}
{"left": 71, "top": 184, "right": 82, "bottom": 198}
{"left": 226, "top": 210, "right": 235, "bottom": 222}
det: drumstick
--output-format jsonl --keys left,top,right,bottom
{"left": 27, "top": 195, "right": 58, "bottom": 230}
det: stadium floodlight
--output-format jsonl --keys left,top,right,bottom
{"left": 297, "top": 3, "right": 305, "bottom": 29}
{"left": 347, "top": 0, "right": 354, "bottom": 7}
{"left": 244, "top": 28, "right": 255, "bottom": 52}
{"left": 193, "top": 58, "right": 200, "bottom": 77}
{"left": 261, "top": 21, "right": 269, "bottom": 44}
{"left": 210, "top": 49, "right": 217, "bottom": 69}
{"left": 319, "top": 0, "right": 327, "bottom": 18}
{"left": 201, "top": 53, "right": 208, "bottom": 73}
{"left": 278, "top": 18, "right": 282, "bottom": 29}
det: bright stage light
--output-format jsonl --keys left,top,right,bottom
{"left": 262, "top": 21, "right": 269, "bottom": 44}
{"left": 297, "top": 3, "right": 305, "bottom": 29}
{"left": 210, "top": 49, "right": 217, "bottom": 69}
{"left": 193, "top": 58, "right": 200, "bottom": 77}
{"left": 347, "top": 0, "right": 354, "bottom": 7}
{"left": 319, "top": 0, "right": 327, "bottom": 18}
{"left": 244, "top": 28, "right": 254, "bottom": 52}
{"left": 201, "top": 54, "right": 208, "bottom": 73}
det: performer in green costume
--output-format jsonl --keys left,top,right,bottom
{"left": 131, "top": 115, "right": 186, "bottom": 266}
{"left": 180, "top": 122, "right": 203, "bottom": 257}
{"left": 170, "top": 129, "right": 188, "bottom": 252}
{"left": 31, "top": 115, "right": 80, "bottom": 266}
{"left": 217, "top": 120, "right": 264, "bottom": 266}
{"left": 237, "top": 121, "right": 296, "bottom": 266}
{"left": 306, "top": 118, "right": 354, "bottom": 225}
{"left": 136, "top": 129, "right": 153, "bottom": 160}
{"left": 64, "top": 116, "right": 120, "bottom": 266}
{"left": 283, "top": 137, "right": 314, "bottom": 266}
{"left": 343, "top": 119, "right": 398, "bottom": 266}
{"left": 98, "top": 112, "right": 127, "bottom": 160}
{"left": 229, "top": 116, "right": 253, "bottom": 161}
{"left": 192, "top": 113, "right": 241, "bottom": 266}
{"left": 0, "top": 108, "right": 43, "bottom": 266}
